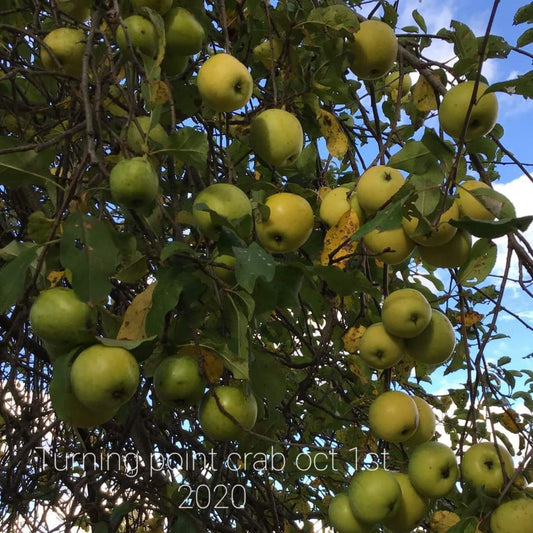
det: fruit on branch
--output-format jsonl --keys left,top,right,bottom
{"left": 384, "top": 70, "right": 412, "bottom": 98}
{"left": 154, "top": 354, "right": 206, "bottom": 407}
{"left": 438, "top": 80, "right": 498, "bottom": 141}
{"left": 328, "top": 492, "right": 376, "bottom": 533}
{"left": 255, "top": 192, "right": 314, "bottom": 254}
{"left": 250, "top": 108, "right": 304, "bottom": 168}
{"left": 418, "top": 229, "right": 472, "bottom": 269}
{"left": 197, "top": 53, "right": 253, "bottom": 112}
{"left": 490, "top": 498, "right": 533, "bottom": 533}
{"left": 348, "top": 468, "right": 401, "bottom": 523}
{"left": 362, "top": 226, "right": 416, "bottom": 265}
{"left": 356, "top": 165, "right": 405, "bottom": 216}
{"left": 126, "top": 116, "right": 169, "bottom": 155}
{"left": 403, "top": 396, "right": 436, "bottom": 447}
{"left": 319, "top": 187, "right": 365, "bottom": 228}
{"left": 461, "top": 441, "right": 515, "bottom": 496}
{"left": 348, "top": 19, "right": 398, "bottom": 80}
{"left": 198, "top": 385, "right": 258, "bottom": 441}
{"left": 407, "top": 441, "right": 458, "bottom": 498}
{"left": 402, "top": 201, "right": 460, "bottom": 247}
{"left": 405, "top": 309, "right": 455, "bottom": 366}
{"left": 382, "top": 472, "right": 429, "bottom": 533}
{"left": 41, "top": 27, "right": 86, "bottom": 77}
{"left": 70, "top": 344, "right": 140, "bottom": 412}
{"left": 132, "top": 0, "right": 172, "bottom": 16}
{"left": 368, "top": 391, "right": 419, "bottom": 443}
{"left": 381, "top": 288, "right": 432, "bottom": 339}
{"left": 116, "top": 15, "right": 158, "bottom": 58}
{"left": 192, "top": 183, "right": 252, "bottom": 240}
{"left": 30, "top": 287, "right": 95, "bottom": 349}
{"left": 164, "top": 7, "right": 205, "bottom": 55}
{"left": 456, "top": 180, "right": 496, "bottom": 221}
{"left": 109, "top": 157, "right": 159, "bottom": 211}
{"left": 210, "top": 253, "right": 237, "bottom": 284}
{"left": 63, "top": 390, "right": 117, "bottom": 428}
{"left": 252, "top": 39, "right": 283, "bottom": 70}
{"left": 358, "top": 322, "right": 406, "bottom": 370}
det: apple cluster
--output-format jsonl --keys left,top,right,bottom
{"left": 29, "top": 287, "right": 140, "bottom": 428}
{"left": 191, "top": 182, "right": 315, "bottom": 255}
{"left": 152, "top": 345, "right": 257, "bottom": 442}
{"left": 358, "top": 288, "right": 456, "bottom": 371}
{"left": 330, "top": 386, "right": 523, "bottom": 533}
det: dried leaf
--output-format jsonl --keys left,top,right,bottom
{"left": 317, "top": 109, "right": 349, "bottom": 159}
{"left": 455, "top": 310, "right": 483, "bottom": 327}
{"left": 321, "top": 209, "right": 360, "bottom": 269}
{"left": 117, "top": 283, "right": 156, "bottom": 340}
{"left": 343, "top": 325, "right": 366, "bottom": 353}
{"left": 500, "top": 408, "right": 523, "bottom": 434}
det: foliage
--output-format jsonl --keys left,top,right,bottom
{"left": 1, "top": 0, "right": 532, "bottom": 532}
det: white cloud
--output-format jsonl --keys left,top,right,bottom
{"left": 493, "top": 174, "right": 533, "bottom": 282}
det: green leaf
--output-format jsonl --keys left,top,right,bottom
{"left": 145, "top": 266, "right": 184, "bottom": 337}
{"left": 306, "top": 5, "right": 359, "bottom": 34}
{"left": 234, "top": 242, "right": 276, "bottom": 293}
{"left": 478, "top": 35, "right": 511, "bottom": 59}
{"left": 446, "top": 517, "right": 481, "bottom": 533}
{"left": 160, "top": 241, "right": 195, "bottom": 261}
{"left": 170, "top": 513, "right": 201, "bottom": 533}
{"left": 351, "top": 193, "right": 408, "bottom": 241}
{"left": 487, "top": 72, "right": 533, "bottom": 98}
{"left": 407, "top": 174, "right": 445, "bottom": 216}
{"left": 221, "top": 291, "right": 255, "bottom": 379}
{"left": 49, "top": 350, "right": 79, "bottom": 423}
{"left": 250, "top": 350, "right": 288, "bottom": 408}
{"left": 450, "top": 20, "right": 478, "bottom": 59}
{"left": 457, "top": 238, "right": 497, "bottom": 286}
{"left": 60, "top": 213, "right": 120, "bottom": 304}
{"left": 412, "top": 9, "right": 427, "bottom": 32}
{"left": 168, "top": 127, "right": 208, "bottom": 168}
{"left": 314, "top": 266, "right": 380, "bottom": 298}
{"left": 0, "top": 243, "right": 39, "bottom": 313}
{"left": 517, "top": 27, "right": 533, "bottom": 48}
{"left": 465, "top": 137, "right": 498, "bottom": 160}
{"left": 514, "top": 3, "right": 533, "bottom": 24}
{"left": 0, "top": 137, "right": 56, "bottom": 188}
{"left": 388, "top": 140, "right": 441, "bottom": 176}
{"left": 98, "top": 336, "right": 158, "bottom": 362}
{"left": 451, "top": 216, "right": 532, "bottom": 239}
{"left": 110, "top": 502, "right": 136, "bottom": 530}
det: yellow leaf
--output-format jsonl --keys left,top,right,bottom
{"left": 317, "top": 109, "right": 349, "bottom": 159}
{"left": 456, "top": 310, "right": 483, "bottom": 327}
{"left": 176, "top": 344, "right": 224, "bottom": 384}
{"left": 320, "top": 209, "right": 359, "bottom": 269}
{"left": 429, "top": 510, "right": 460, "bottom": 533}
{"left": 412, "top": 75, "right": 438, "bottom": 112}
{"left": 346, "top": 353, "right": 368, "bottom": 385}
{"left": 117, "top": 284, "right": 156, "bottom": 340}
{"left": 150, "top": 80, "right": 171, "bottom": 106}
{"left": 501, "top": 408, "right": 523, "bottom": 434}
{"left": 343, "top": 325, "right": 366, "bottom": 353}
{"left": 46, "top": 270, "right": 68, "bottom": 288}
